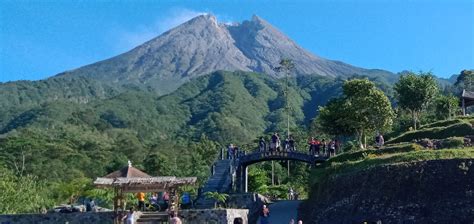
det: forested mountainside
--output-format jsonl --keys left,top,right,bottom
{"left": 0, "top": 71, "right": 396, "bottom": 188}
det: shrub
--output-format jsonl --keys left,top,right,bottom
{"left": 439, "top": 137, "right": 464, "bottom": 149}
{"left": 266, "top": 185, "right": 290, "bottom": 200}
{"left": 342, "top": 140, "right": 359, "bottom": 152}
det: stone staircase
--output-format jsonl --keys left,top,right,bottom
{"left": 195, "top": 159, "right": 233, "bottom": 208}
{"left": 136, "top": 212, "right": 169, "bottom": 224}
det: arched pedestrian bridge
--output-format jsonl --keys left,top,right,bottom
{"left": 235, "top": 150, "right": 328, "bottom": 193}
{"left": 196, "top": 150, "right": 329, "bottom": 207}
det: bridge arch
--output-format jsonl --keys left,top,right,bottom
{"left": 235, "top": 151, "right": 327, "bottom": 193}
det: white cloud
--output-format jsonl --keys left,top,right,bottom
{"left": 116, "top": 8, "right": 207, "bottom": 51}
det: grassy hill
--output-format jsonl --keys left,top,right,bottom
{"left": 301, "top": 147, "right": 474, "bottom": 223}
{"left": 386, "top": 116, "right": 473, "bottom": 144}
{"left": 301, "top": 116, "right": 474, "bottom": 223}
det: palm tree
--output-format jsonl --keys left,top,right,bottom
{"left": 204, "top": 192, "right": 229, "bottom": 208}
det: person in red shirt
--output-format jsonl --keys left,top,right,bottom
{"left": 308, "top": 137, "right": 317, "bottom": 155}
{"left": 314, "top": 139, "right": 321, "bottom": 156}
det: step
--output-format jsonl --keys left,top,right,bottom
{"left": 141, "top": 211, "right": 168, "bottom": 216}
{"left": 136, "top": 221, "right": 168, "bottom": 224}
{"left": 137, "top": 217, "right": 168, "bottom": 221}
{"left": 139, "top": 214, "right": 169, "bottom": 219}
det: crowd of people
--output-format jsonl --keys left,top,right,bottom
{"left": 227, "top": 143, "right": 245, "bottom": 159}
{"left": 226, "top": 132, "right": 385, "bottom": 160}
{"left": 226, "top": 132, "right": 341, "bottom": 159}
{"left": 135, "top": 191, "right": 174, "bottom": 212}
{"left": 259, "top": 133, "right": 297, "bottom": 152}
{"left": 121, "top": 191, "right": 181, "bottom": 224}
{"left": 307, "top": 137, "right": 340, "bottom": 157}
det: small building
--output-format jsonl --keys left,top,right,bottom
{"left": 461, "top": 89, "right": 474, "bottom": 115}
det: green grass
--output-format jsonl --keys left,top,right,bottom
{"left": 311, "top": 147, "right": 474, "bottom": 185}
{"left": 386, "top": 117, "right": 473, "bottom": 144}
{"left": 420, "top": 116, "right": 474, "bottom": 130}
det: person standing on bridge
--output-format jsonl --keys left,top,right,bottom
{"left": 284, "top": 137, "right": 290, "bottom": 151}
{"left": 276, "top": 133, "right": 281, "bottom": 151}
{"left": 259, "top": 137, "right": 266, "bottom": 152}
{"left": 289, "top": 135, "right": 296, "bottom": 151}
{"left": 314, "top": 138, "right": 321, "bottom": 156}
{"left": 228, "top": 144, "right": 234, "bottom": 159}
{"left": 271, "top": 133, "right": 278, "bottom": 152}
{"left": 308, "top": 137, "right": 317, "bottom": 155}
{"left": 321, "top": 139, "right": 327, "bottom": 156}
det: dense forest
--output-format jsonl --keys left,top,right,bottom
{"left": 0, "top": 69, "right": 472, "bottom": 213}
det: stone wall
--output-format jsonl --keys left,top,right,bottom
{"left": 0, "top": 212, "right": 115, "bottom": 224}
{"left": 180, "top": 209, "right": 248, "bottom": 224}
{"left": 0, "top": 209, "right": 248, "bottom": 224}
{"left": 299, "top": 159, "right": 474, "bottom": 224}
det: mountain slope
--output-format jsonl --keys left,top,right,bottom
{"left": 1, "top": 72, "right": 339, "bottom": 140}
{"left": 56, "top": 14, "right": 394, "bottom": 94}
{"left": 0, "top": 71, "right": 341, "bottom": 187}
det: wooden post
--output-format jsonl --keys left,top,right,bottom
{"left": 271, "top": 161, "right": 275, "bottom": 186}
{"left": 170, "top": 188, "right": 179, "bottom": 215}
{"left": 287, "top": 160, "right": 290, "bottom": 179}
{"left": 244, "top": 166, "right": 248, "bottom": 193}
{"left": 462, "top": 97, "right": 466, "bottom": 116}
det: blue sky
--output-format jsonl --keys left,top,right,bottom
{"left": 0, "top": 0, "right": 473, "bottom": 82}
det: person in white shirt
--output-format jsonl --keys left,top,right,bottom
{"left": 122, "top": 208, "right": 135, "bottom": 224}
{"left": 169, "top": 211, "right": 182, "bottom": 224}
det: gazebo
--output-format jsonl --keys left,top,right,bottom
{"left": 461, "top": 89, "right": 474, "bottom": 115}
{"left": 94, "top": 161, "right": 197, "bottom": 214}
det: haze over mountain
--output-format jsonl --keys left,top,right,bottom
{"left": 56, "top": 14, "right": 394, "bottom": 94}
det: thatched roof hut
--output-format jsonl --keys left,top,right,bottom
{"left": 93, "top": 161, "right": 196, "bottom": 212}
{"left": 94, "top": 161, "right": 196, "bottom": 192}
{"left": 94, "top": 176, "right": 197, "bottom": 193}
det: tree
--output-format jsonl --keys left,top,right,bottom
{"left": 434, "top": 94, "right": 459, "bottom": 120}
{"left": 0, "top": 167, "right": 53, "bottom": 214}
{"left": 274, "top": 58, "right": 296, "bottom": 138}
{"left": 317, "top": 98, "right": 356, "bottom": 137}
{"left": 143, "top": 153, "right": 171, "bottom": 176}
{"left": 394, "top": 72, "right": 439, "bottom": 130}
{"left": 455, "top": 70, "right": 474, "bottom": 91}
{"left": 247, "top": 167, "right": 268, "bottom": 193}
{"left": 317, "top": 79, "right": 394, "bottom": 149}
